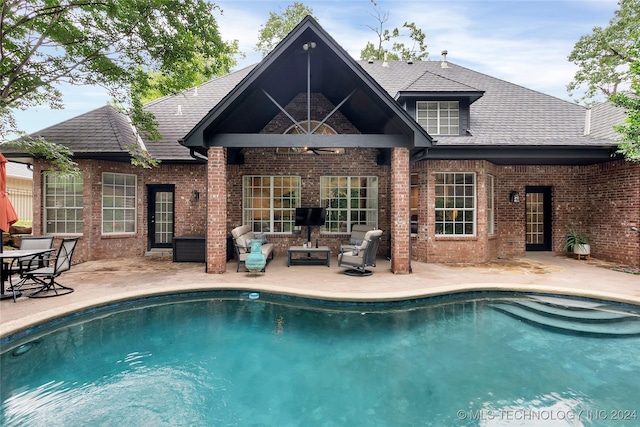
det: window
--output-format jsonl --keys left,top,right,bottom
{"left": 243, "top": 176, "right": 301, "bottom": 233}
{"left": 321, "top": 176, "right": 378, "bottom": 233}
{"left": 488, "top": 175, "right": 495, "bottom": 235}
{"left": 435, "top": 172, "right": 475, "bottom": 235}
{"left": 44, "top": 174, "right": 83, "bottom": 234}
{"left": 410, "top": 173, "right": 419, "bottom": 234}
{"left": 276, "top": 120, "right": 344, "bottom": 154}
{"left": 416, "top": 101, "right": 459, "bottom": 135}
{"left": 102, "top": 172, "right": 137, "bottom": 234}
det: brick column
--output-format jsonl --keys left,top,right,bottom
{"left": 207, "top": 147, "right": 227, "bottom": 273}
{"left": 390, "top": 147, "right": 411, "bottom": 273}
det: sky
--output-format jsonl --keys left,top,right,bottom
{"left": 11, "top": 0, "right": 620, "bottom": 135}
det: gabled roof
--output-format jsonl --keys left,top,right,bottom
{"left": 9, "top": 17, "right": 626, "bottom": 165}
{"left": 180, "top": 16, "right": 433, "bottom": 153}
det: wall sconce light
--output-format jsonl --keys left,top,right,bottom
{"left": 190, "top": 190, "right": 200, "bottom": 202}
{"left": 509, "top": 191, "right": 520, "bottom": 203}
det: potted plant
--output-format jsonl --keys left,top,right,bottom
{"left": 563, "top": 227, "right": 590, "bottom": 259}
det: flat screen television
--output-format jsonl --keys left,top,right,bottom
{"left": 295, "top": 207, "right": 326, "bottom": 226}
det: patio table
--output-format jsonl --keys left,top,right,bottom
{"left": 0, "top": 248, "right": 54, "bottom": 300}
{"left": 287, "top": 246, "right": 331, "bottom": 267}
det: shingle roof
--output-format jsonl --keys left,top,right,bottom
{"left": 22, "top": 58, "right": 624, "bottom": 161}
{"left": 142, "top": 65, "right": 255, "bottom": 160}
{"left": 588, "top": 101, "right": 626, "bottom": 141}
{"left": 29, "top": 105, "right": 138, "bottom": 156}
{"left": 359, "top": 60, "right": 614, "bottom": 147}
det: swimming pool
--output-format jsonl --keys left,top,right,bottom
{"left": 1, "top": 292, "right": 639, "bottom": 426}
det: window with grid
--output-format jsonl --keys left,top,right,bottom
{"left": 435, "top": 172, "right": 475, "bottom": 236}
{"left": 488, "top": 174, "right": 495, "bottom": 235}
{"left": 102, "top": 172, "right": 137, "bottom": 234}
{"left": 416, "top": 101, "right": 459, "bottom": 135}
{"left": 320, "top": 176, "right": 378, "bottom": 233}
{"left": 411, "top": 173, "right": 419, "bottom": 234}
{"left": 44, "top": 174, "right": 83, "bottom": 234}
{"left": 242, "top": 176, "right": 300, "bottom": 233}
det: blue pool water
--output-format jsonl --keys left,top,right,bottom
{"left": 1, "top": 292, "right": 639, "bottom": 426}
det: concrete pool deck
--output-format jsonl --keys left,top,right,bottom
{"left": 1, "top": 252, "right": 639, "bottom": 339}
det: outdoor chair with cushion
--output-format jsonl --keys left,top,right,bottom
{"left": 231, "top": 225, "right": 275, "bottom": 272}
{"left": 340, "top": 224, "right": 375, "bottom": 254}
{"left": 20, "top": 237, "right": 79, "bottom": 298}
{"left": 338, "top": 229, "right": 383, "bottom": 276}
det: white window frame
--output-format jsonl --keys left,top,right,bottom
{"left": 320, "top": 176, "right": 378, "bottom": 233}
{"left": 416, "top": 101, "right": 460, "bottom": 135}
{"left": 102, "top": 172, "right": 137, "bottom": 235}
{"left": 488, "top": 174, "right": 495, "bottom": 235}
{"left": 434, "top": 172, "right": 476, "bottom": 236}
{"left": 43, "top": 173, "right": 83, "bottom": 235}
{"left": 242, "top": 176, "right": 301, "bottom": 233}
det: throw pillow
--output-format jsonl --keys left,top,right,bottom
{"left": 349, "top": 238, "right": 364, "bottom": 246}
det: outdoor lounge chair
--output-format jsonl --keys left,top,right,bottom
{"left": 337, "top": 229, "right": 383, "bottom": 276}
{"left": 231, "top": 225, "right": 274, "bottom": 272}
{"left": 340, "top": 224, "right": 375, "bottom": 254}
{"left": 20, "top": 237, "right": 79, "bottom": 298}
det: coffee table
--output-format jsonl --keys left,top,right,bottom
{"left": 287, "top": 246, "right": 331, "bottom": 267}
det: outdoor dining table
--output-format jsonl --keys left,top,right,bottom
{"left": 0, "top": 248, "right": 54, "bottom": 300}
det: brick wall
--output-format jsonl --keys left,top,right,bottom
{"left": 33, "top": 158, "right": 207, "bottom": 263}
{"left": 409, "top": 159, "right": 639, "bottom": 267}
{"left": 225, "top": 147, "right": 390, "bottom": 258}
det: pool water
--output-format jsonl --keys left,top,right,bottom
{"left": 1, "top": 293, "right": 639, "bottom": 426}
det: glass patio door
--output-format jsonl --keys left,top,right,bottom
{"left": 148, "top": 185, "right": 174, "bottom": 249}
{"left": 525, "top": 186, "right": 552, "bottom": 251}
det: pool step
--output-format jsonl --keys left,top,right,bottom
{"left": 490, "top": 297, "right": 640, "bottom": 336}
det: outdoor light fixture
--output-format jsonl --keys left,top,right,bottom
{"left": 509, "top": 191, "right": 520, "bottom": 203}
{"left": 190, "top": 190, "right": 200, "bottom": 202}
{"left": 302, "top": 41, "right": 316, "bottom": 51}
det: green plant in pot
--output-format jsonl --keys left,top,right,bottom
{"left": 563, "top": 227, "right": 590, "bottom": 258}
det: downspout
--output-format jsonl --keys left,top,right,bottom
{"left": 190, "top": 149, "right": 208, "bottom": 162}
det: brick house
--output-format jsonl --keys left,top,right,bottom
{"left": 4, "top": 17, "right": 639, "bottom": 271}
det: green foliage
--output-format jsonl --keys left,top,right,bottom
{"left": 610, "top": 33, "right": 640, "bottom": 162}
{"left": 256, "top": 2, "right": 316, "bottom": 57}
{"left": 6, "top": 136, "right": 80, "bottom": 176}
{"left": 567, "top": 0, "right": 639, "bottom": 102}
{"left": 360, "top": 4, "right": 428, "bottom": 61}
{"left": 1, "top": 0, "right": 241, "bottom": 169}
{"left": 563, "top": 227, "right": 589, "bottom": 252}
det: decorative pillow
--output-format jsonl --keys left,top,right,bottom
{"left": 254, "top": 232, "right": 268, "bottom": 244}
{"left": 352, "top": 245, "right": 361, "bottom": 256}
{"left": 349, "top": 238, "right": 364, "bottom": 246}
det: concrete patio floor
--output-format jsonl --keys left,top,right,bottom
{"left": 1, "top": 252, "right": 639, "bottom": 339}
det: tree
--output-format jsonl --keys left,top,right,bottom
{"left": 567, "top": 0, "right": 639, "bottom": 102}
{"left": 256, "top": 2, "right": 316, "bottom": 57}
{"left": 1, "top": 0, "right": 240, "bottom": 171}
{"left": 360, "top": 3, "right": 428, "bottom": 61}
{"left": 610, "top": 34, "right": 640, "bottom": 162}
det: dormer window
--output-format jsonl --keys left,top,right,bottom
{"left": 416, "top": 101, "right": 459, "bottom": 135}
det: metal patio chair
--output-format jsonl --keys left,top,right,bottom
{"left": 23, "top": 237, "right": 79, "bottom": 298}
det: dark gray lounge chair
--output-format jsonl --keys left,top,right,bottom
{"left": 337, "top": 229, "right": 383, "bottom": 276}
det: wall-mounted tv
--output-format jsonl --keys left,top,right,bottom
{"left": 295, "top": 207, "right": 326, "bottom": 226}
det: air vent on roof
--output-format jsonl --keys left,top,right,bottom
{"left": 382, "top": 52, "right": 388, "bottom": 67}
{"left": 368, "top": 58, "right": 374, "bottom": 64}
{"left": 441, "top": 50, "right": 449, "bottom": 68}
{"left": 193, "top": 86, "right": 198, "bottom": 96}
{"left": 407, "top": 60, "right": 413, "bottom": 65}
{"left": 176, "top": 105, "right": 182, "bottom": 115}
